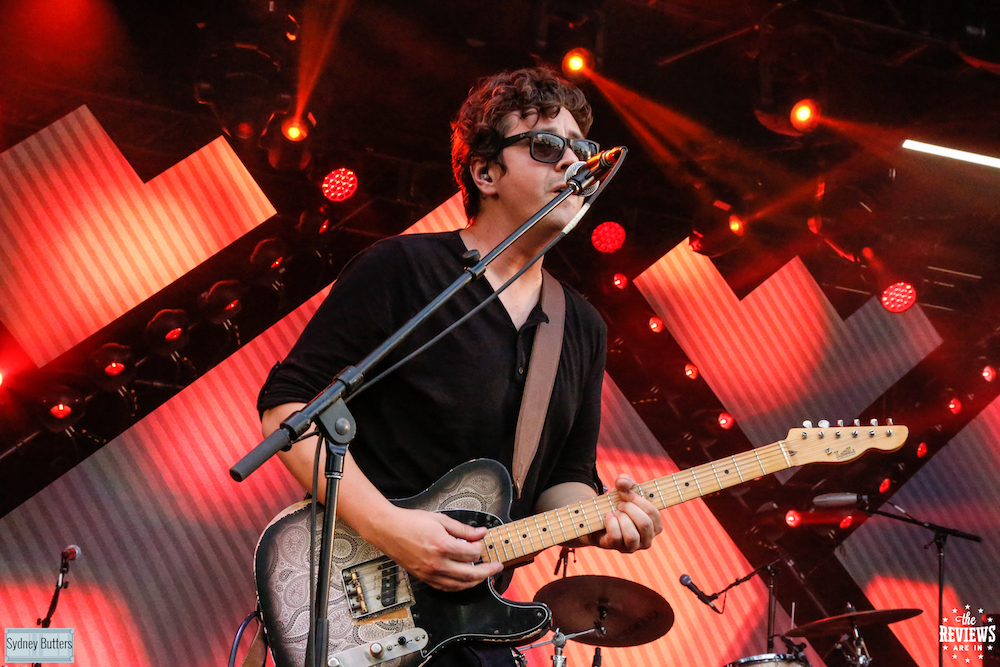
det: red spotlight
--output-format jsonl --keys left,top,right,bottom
{"left": 199, "top": 280, "right": 245, "bottom": 325}
{"left": 785, "top": 510, "right": 802, "bottom": 528}
{"left": 878, "top": 477, "right": 892, "bottom": 494}
{"left": 38, "top": 385, "right": 86, "bottom": 431}
{"left": 591, "top": 221, "right": 626, "bottom": 253}
{"left": 983, "top": 365, "right": 996, "bottom": 382}
{"left": 718, "top": 412, "right": 735, "bottom": 430}
{"left": 562, "top": 48, "right": 593, "bottom": 77}
{"left": 728, "top": 215, "right": 746, "bottom": 237}
{"left": 50, "top": 403, "right": 73, "bottom": 419}
{"left": 839, "top": 515, "right": 854, "bottom": 530}
{"left": 648, "top": 316, "right": 664, "bottom": 333}
{"left": 612, "top": 273, "right": 628, "bottom": 290}
{"left": 0, "top": 370, "right": 3, "bottom": 389}
{"left": 684, "top": 363, "right": 699, "bottom": 380}
{"left": 144, "top": 309, "right": 189, "bottom": 356}
{"left": 916, "top": 441, "right": 928, "bottom": 458}
{"left": 322, "top": 168, "right": 358, "bottom": 202}
{"left": 947, "top": 397, "right": 962, "bottom": 414}
{"left": 251, "top": 238, "right": 289, "bottom": 285}
{"left": 281, "top": 116, "right": 309, "bottom": 142}
{"left": 881, "top": 282, "right": 917, "bottom": 313}
{"left": 790, "top": 99, "right": 821, "bottom": 132}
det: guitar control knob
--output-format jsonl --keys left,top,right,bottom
{"left": 398, "top": 635, "right": 409, "bottom": 646}
{"left": 370, "top": 643, "right": 384, "bottom": 658}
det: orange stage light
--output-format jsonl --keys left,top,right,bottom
{"left": 562, "top": 48, "right": 593, "bottom": 77}
{"left": 282, "top": 116, "right": 309, "bottom": 142}
{"left": 790, "top": 99, "right": 820, "bottom": 132}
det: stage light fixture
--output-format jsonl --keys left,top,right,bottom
{"left": 648, "top": 316, "right": 664, "bottom": 333}
{"left": 784, "top": 509, "right": 802, "bottom": 528}
{"left": 789, "top": 99, "right": 821, "bottom": 133}
{"left": 144, "top": 309, "right": 190, "bottom": 357}
{"left": 37, "top": 384, "right": 86, "bottom": 432}
{"left": 880, "top": 281, "right": 917, "bottom": 313}
{"left": 878, "top": 477, "right": 892, "bottom": 494}
{"left": 89, "top": 343, "right": 136, "bottom": 392}
{"left": 263, "top": 111, "right": 316, "bottom": 171}
{"left": 199, "top": 280, "right": 245, "bottom": 325}
{"left": 983, "top": 365, "right": 996, "bottom": 382}
{"left": 684, "top": 363, "right": 699, "bottom": 380}
{"left": 591, "top": 221, "right": 625, "bottom": 253}
{"left": 717, "top": 411, "right": 735, "bottom": 430}
{"left": 947, "top": 397, "right": 962, "bottom": 415}
{"left": 562, "top": 48, "right": 594, "bottom": 78}
{"left": 322, "top": 168, "right": 358, "bottom": 202}
{"left": 251, "top": 238, "right": 289, "bottom": 285}
{"left": 839, "top": 515, "right": 854, "bottom": 530}
{"left": 916, "top": 441, "right": 929, "bottom": 458}
{"left": 612, "top": 273, "right": 628, "bottom": 290}
{"left": 689, "top": 196, "right": 747, "bottom": 258}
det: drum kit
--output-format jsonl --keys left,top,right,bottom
{"left": 525, "top": 573, "right": 921, "bottom": 667}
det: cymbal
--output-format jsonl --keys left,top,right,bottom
{"left": 533, "top": 575, "right": 674, "bottom": 647}
{"left": 785, "top": 608, "right": 923, "bottom": 638}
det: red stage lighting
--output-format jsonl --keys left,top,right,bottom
{"left": 562, "top": 48, "right": 593, "bottom": 77}
{"left": 881, "top": 282, "right": 917, "bottom": 313}
{"left": 591, "top": 221, "right": 626, "bottom": 253}
{"left": 322, "top": 168, "right": 358, "bottom": 202}
{"left": 0, "top": 370, "right": 3, "bottom": 389}
{"left": 728, "top": 215, "right": 746, "bottom": 237}
{"left": 684, "top": 363, "right": 699, "bottom": 380}
{"left": 983, "top": 365, "right": 996, "bottom": 382}
{"left": 612, "top": 273, "right": 628, "bottom": 289}
{"left": 948, "top": 397, "right": 962, "bottom": 414}
{"left": 251, "top": 238, "right": 289, "bottom": 285}
{"left": 718, "top": 412, "right": 735, "bottom": 429}
{"left": 916, "top": 441, "right": 928, "bottom": 458}
{"left": 144, "top": 309, "right": 189, "bottom": 357}
{"left": 281, "top": 116, "right": 309, "bottom": 142}
{"left": 649, "top": 316, "right": 664, "bottom": 333}
{"left": 839, "top": 515, "right": 854, "bottom": 530}
{"left": 38, "top": 384, "right": 86, "bottom": 431}
{"left": 785, "top": 510, "right": 802, "bottom": 528}
{"left": 790, "top": 99, "right": 820, "bottom": 132}
{"left": 878, "top": 477, "right": 892, "bottom": 494}
{"left": 199, "top": 280, "right": 245, "bottom": 325}
{"left": 90, "top": 342, "right": 136, "bottom": 392}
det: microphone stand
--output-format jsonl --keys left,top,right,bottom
{"left": 708, "top": 559, "right": 783, "bottom": 652}
{"left": 230, "top": 155, "right": 622, "bottom": 667}
{"left": 859, "top": 502, "right": 981, "bottom": 667}
{"left": 34, "top": 551, "right": 76, "bottom": 667}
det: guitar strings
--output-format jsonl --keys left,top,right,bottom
{"left": 332, "top": 432, "right": 896, "bottom": 595}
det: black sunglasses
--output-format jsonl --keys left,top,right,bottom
{"left": 500, "top": 131, "right": 600, "bottom": 163}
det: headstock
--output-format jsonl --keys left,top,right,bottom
{"left": 785, "top": 419, "right": 908, "bottom": 466}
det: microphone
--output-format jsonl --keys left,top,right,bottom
{"left": 812, "top": 493, "right": 870, "bottom": 508}
{"left": 679, "top": 573, "right": 720, "bottom": 613}
{"left": 566, "top": 146, "right": 625, "bottom": 195}
{"left": 61, "top": 545, "right": 81, "bottom": 561}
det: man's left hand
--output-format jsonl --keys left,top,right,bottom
{"left": 593, "top": 474, "right": 663, "bottom": 552}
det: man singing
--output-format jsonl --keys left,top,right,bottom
{"left": 258, "top": 67, "right": 662, "bottom": 666}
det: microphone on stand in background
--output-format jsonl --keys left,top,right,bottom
{"left": 680, "top": 573, "right": 722, "bottom": 613}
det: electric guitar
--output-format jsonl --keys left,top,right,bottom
{"left": 255, "top": 422, "right": 907, "bottom": 667}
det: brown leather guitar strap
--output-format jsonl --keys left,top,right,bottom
{"left": 511, "top": 269, "right": 566, "bottom": 498}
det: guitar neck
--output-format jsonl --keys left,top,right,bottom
{"left": 482, "top": 439, "right": 798, "bottom": 566}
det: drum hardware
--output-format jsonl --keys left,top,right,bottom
{"left": 785, "top": 604, "right": 922, "bottom": 667}
{"left": 533, "top": 575, "right": 674, "bottom": 648}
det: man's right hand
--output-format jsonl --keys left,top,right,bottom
{"left": 371, "top": 506, "right": 504, "bottom": 592}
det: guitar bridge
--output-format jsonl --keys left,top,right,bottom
{"left": 342, "top": 556, "right": 413, "bottom": 620}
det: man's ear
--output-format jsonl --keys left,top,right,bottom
{"left": 470, "top": 157, "right": 498, "bottom": 196}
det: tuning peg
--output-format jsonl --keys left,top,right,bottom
{"left": 887, "top": 418, "right": 894, "bottom": 426}
{"left": 818, "top": 419, "right": 830, "bottom": 428}
{"left": 854, "top": 419, "right": 861, "bottom": 427}
{"left": 837, "top": 420, "right": 845, "bottom": 427}
{"left": 870, "top": 418, "right": 878, "bottom": 426}
{"left": 802, "top": 420, "right": 813, "bottom": 428}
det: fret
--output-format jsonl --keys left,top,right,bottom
{"left": 533, "top": 514, "right": 551, "bottom": 549}
{"left": 671, "top": 473, "right": 685, "bottom": 501}
{"left": 753, "top": 448, "right": 767, "bottom": 475}
{"left": 708, "top": 461, "right": 723, "bottom": 489}
{"left": 543, "top": 512, "right": 558, "bottom": 546}
{"left": 519, "top": 521, "right": 538, "bottom": 553}
{"left": 652, "top": 478, "right": 666, "bottom": 508}
{"left": 580, "top": 502, "right": 595, "bottom": 533}
{"left": 778, "top": 441, "right": 792, "bottom": 468}
{"left": 731, "top": 455, "right": 745, "bottom": 483}
{"left": 554, "top": 507, "right": 570, "bottom": 543}
{"left": 690, "top": 470, "right": 704, "bottom": 497}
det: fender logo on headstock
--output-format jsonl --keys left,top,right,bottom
{"left": 834, "top": 446, "right": 857, "bottom": 460}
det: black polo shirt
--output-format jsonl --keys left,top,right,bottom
{"left": 258, "top": 230, "right": 606, "bottom": 518}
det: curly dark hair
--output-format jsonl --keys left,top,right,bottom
{"left": 451, "top": 67, "right": 593, "bottom": 219}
